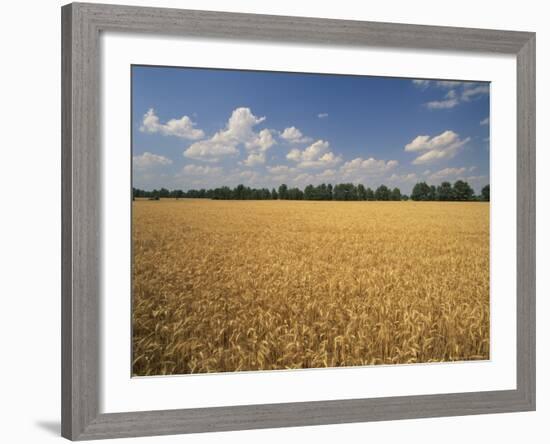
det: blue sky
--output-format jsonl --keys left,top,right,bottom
{"left": 132, "top": 66, "right": 490, "bottom": 194}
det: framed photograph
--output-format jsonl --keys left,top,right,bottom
{"left": 61, "top": 2, "right": 535, "bottom": 440}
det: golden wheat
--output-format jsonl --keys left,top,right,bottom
{"left": 132, "top": 199, "right": 489, "bottom": 376}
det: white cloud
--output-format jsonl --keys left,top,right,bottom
{"left": 225, "top": 107, "right": 266, "bottom": 140}
{"left": 242, "top": 152, "right": 266, "bottom": 167}
{"left": 428, "top": 167, "right": 467, "bottom": 181}
{"left": 184, "top": 107, "right": 268, "bottom": 162}
{"left": 425, "top": 90, "right": 460, "bottom": 109}
{"left": 302, "top": 152, "right": 341, "bottom": 169}
{"left": 173, "top": 165, "right": 271, "bottom": 189}
{"left": 435, "top": 80, "right": 463, "bottom": 88}
{"left": 267, "top": 165, "right": 294, "bottom": 175}
{"left": 181, "top": 164, "right": 222, "bottom": 176}
{"left": 183, "top": 136, "right": 239, "bottom": 162}
{"left": 388, "top": 173, "right": 419, "bottom": 185}
{"left": 418, "top": 81, "right": 489, "bottom": 110}
{"left": 280, "top": 126, "right": 313, "bottom": 144}
{"left": 286, "top": 140, "right": 342, "bottom": 169}
{"left": 133, "top": 152, "right": 173, "bottom": 169}
{"left": 228, "top": 169, "right": 263, "bottom": 186}
{"left": 299, "top": 140, "right": 330, "bottom": 161}
{"left": 140, "top": 108, "right": 204, "bottom": 140}
{"left": 480, "top": 117, "right": 489, "bottom": 126}
{"left": 340, "top": 157, "right": 398, "bottom": 178}
{"left": 413, "top": 79, "right": 465, "bottom": 89}
{"left": 317, "top": 168, "right": 337, "bottom": 179}
{"left": 246, "top": 129, "right": 276, "bottom": 152}
{"left": 462, "top": 84, "right": 490, "bottom": 101}
{"left": 291, "top": 169, "right": 339, "bottom": 187}
{"left": 267, "top": 165, "right": 296, "bottom": 183}
{"left": 409, "top": 168, "right": 488, "bottom": 192}
{"left": 405, "top": 130, "right": 470, "bottom": 165}
{"left": 239, "top": 170, "right": 257, "bottom": 179}
{"left": 317, "top": 113, "right": 329, "bottom": 119}
{"left": 280, "top": 127, "right": 301, "bottom": 141}
{"left": 286, "top": 149, "right": 301, "bottom": 162}
{"left": 464, "top": 175, "right": 488, "bottom": 187}
{"left": 293, "top": 156, "right": 399, "bottom": 187}
{"left": 412, "top": 79, "right": 431, "bottom": 88}
{"left": 266, "top": 165, "right": 339, "bottom": 186}
{"left": 293, "top": 172, "right": 316, "bottom": 185}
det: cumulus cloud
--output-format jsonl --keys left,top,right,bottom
{"left": 280, "top": 126, "right": 313, "bottom": 144}
{"left": 425, "top": 168, "right": 486, "bottom": 192}
{"left": 405, "top": 130, "right": 470, "bottom": 165}
{"left": 231, "top": 169, "right": 263, "bottom": 186}
{"left": 435, "top": 80, "right": 462, "bottom": 88}
{"left": 140, "top": 108, "right": 204, "bottom": 140}
{"left": 133, "top": 151, "right": 173, "bottom": 169}
{"left": 387, "top": 173, "right": 419, "bottom": 185}
{"left": 341, "top": 157, "right": 398, "bottom": 175}
{"left": 415, "top": 81, "right": 489, "bottom": 110}
{"left": 286, "top": 140, "right": 342, "bottom": 169}
{"left": 425, "top": 90, "right": 460, "bottom": 109}
{"left": 462, "top": 84, "right": 490, "bottom": 101}
{"left": 241, "top": 128, "right": 276, "bottom": 166}
{"left": 267, "top": 165, "right": 294, "bottom": 175}
{"left": 317, "top": 113, "right": 329, "bottom": 119}
{"left": 428, "top": 167, "right": 468, "bottom": 181}
{"left": 181, "top": 164, "right": 222, "bottom": 176}
{"left": 183, "top": 136, "right": 239, "bottom": 162}
{"left": 412, "top": 79, "right": 431, "bottom": 89}
{"left": 184, "top": 107, "right": 269, "bottom": 162}
{"left": 246, "top": 129, "right": 276, "bottom": 152}
{"left": 242, "top": 152, "right": 266, "bottom": 167}
{"left": 266, "top": 164, "right": 341, "bottom": 186}
{"left": 463, "top": 175, "right": 488, "bottom": 188}
{"left": 413, "top": 79, "right": 468, "bottom": 89}
{"left": 317, "top": 168, "right": 337, "bottom": 179}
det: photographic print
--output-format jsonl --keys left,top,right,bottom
{"left": 131, "top": 66, "right": 490, "bottom": 376}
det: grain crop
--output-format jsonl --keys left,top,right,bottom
{"left": 132, "top": 199, "right": 489, "bottom": 376}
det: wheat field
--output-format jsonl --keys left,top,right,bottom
{"left": 132, "top": 199, "right": 489, "bottom": 376}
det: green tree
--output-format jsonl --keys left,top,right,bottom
{"left": 271, "top": 188, "right": 278, "bottom": 200}
{"left": 481, "top": 184, "right": 490, "bottom": 201}
{"left": 365, "top": 187, "right": 374, "bottom": 201}
{"left": 333, "top": 183, "right": 357, "bottom": 200}
{"left": 374, "top": 185, "right": 391, "bottom": 201}
{"left": 453, "top": 180, "right": 474, "bottom": 201}
{"left": 287, "top": 187, "right": 303, "bottom": 200}
{"left": 411, "top": 182, "right": 431, "bottom": 201}
{"left": 278, "top": 183, "right": 288, "bottom": 200}
{"left": 316, "top": 183, "right": 327, "bottom": 200}
{"left": 437, "top": 181, "right": 454, "bottom": 201}
{"left": 390, "top": 187, "right": 401, "bottom": 201}
{"left": 304, "top": 184, "right": 315, "bottom": 200}
{"left": 357, "top": 184, "right": 367, "bottom": 201}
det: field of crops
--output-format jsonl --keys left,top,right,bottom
{"left": 132, "top": 199, "right": 489, "bottom": 376}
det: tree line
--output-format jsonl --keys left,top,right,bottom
{"left": 133, "top": 181, "right": 489, "bottom": 202}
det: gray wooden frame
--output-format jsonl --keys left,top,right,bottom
{"left": 61, "top": 2, "right": 536, "bottom": 440}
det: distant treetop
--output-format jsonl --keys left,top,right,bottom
{"left": 133, "top": 181, "right": 489, "bottom": 202}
